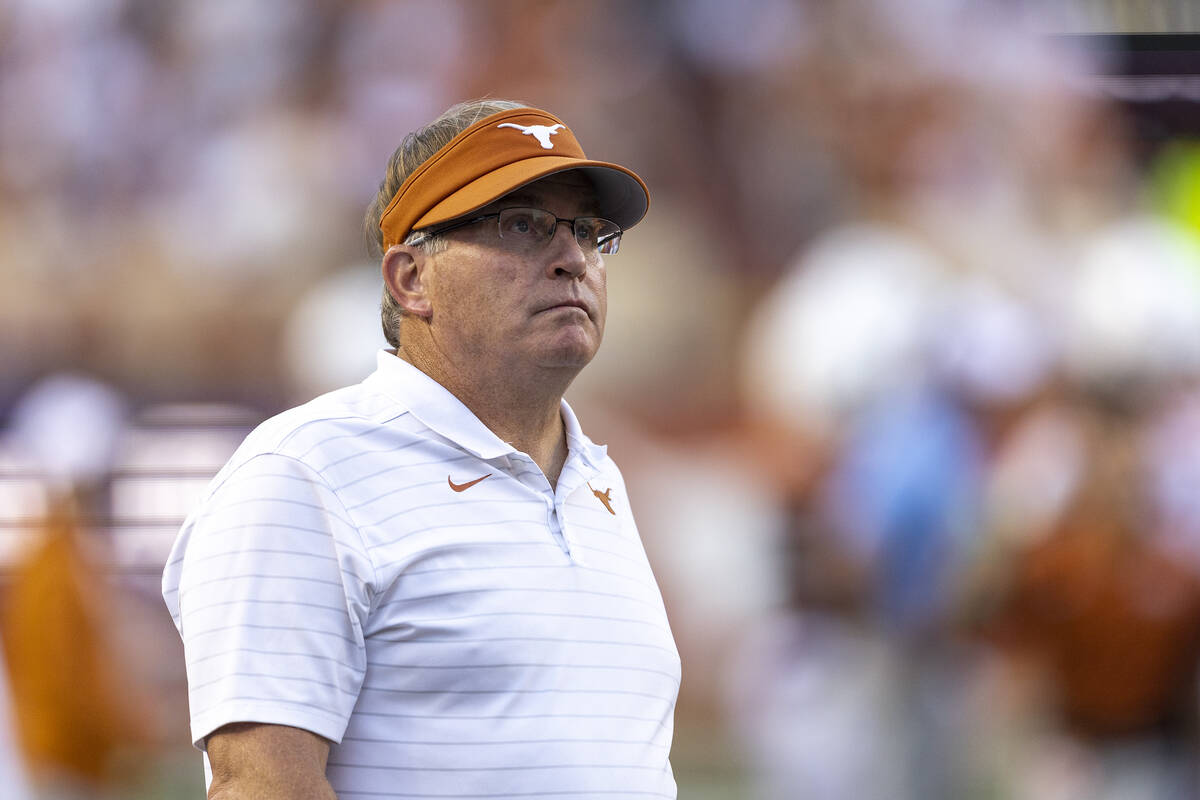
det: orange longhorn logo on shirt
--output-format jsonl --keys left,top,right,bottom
{"left": 588, "top": 483, "right": 616, "bottom": 515}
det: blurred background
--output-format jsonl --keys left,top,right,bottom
{"left": 5, "top": 0, "right": 1200, "bottom": 797}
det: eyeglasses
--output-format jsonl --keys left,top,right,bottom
{"left": 411, "top": 207, "right": 623, "bottom": 255}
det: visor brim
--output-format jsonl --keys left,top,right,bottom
{"left": 412, "top": 157, "right": 649, "bottom": 233}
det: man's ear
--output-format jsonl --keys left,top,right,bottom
{"left": 382, "top": 244, "right": 433, "bottom": 319}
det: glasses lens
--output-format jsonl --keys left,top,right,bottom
{"left": 497, "top": 208, "right": 555, "bottom": 246}
{"left": 579, "top": 218, "right": 621, "bottom": 255}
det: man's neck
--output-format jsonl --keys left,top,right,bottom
{"left": 394, "top": 347, "right": 573, "bottom": 487}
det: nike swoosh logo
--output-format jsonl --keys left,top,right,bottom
{"left": 448, "top": 473, "right": 492, "bottom": 492}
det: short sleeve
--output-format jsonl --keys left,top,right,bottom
{"left": 165, "top": 452, "right": 375, "bottom": 748}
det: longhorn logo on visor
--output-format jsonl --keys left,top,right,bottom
{"left": 497, "top": 122, "right": 564, "bottom": 149}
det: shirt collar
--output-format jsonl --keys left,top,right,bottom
{"left": 560, "top": 391, "right": 609, "bottom": 470}
{"left": 363, "top": 350, "right": 607, "bottom": 467}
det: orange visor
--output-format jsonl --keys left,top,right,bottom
{"left": 379, "top": 107, "right": 650, "bottom": 249}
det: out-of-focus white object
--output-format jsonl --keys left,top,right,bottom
{"left": 635, "top": 446, "right": 784, "bottom": 635}
{"left": 743, "top": 224, "right": 941, "bottom": 434}
{"left": 110, "top": 403, "right": 256, "bottom": 571}
{"left": 726, "top": 613, "right": 908, "bottom": 800}
{"left": 930, "top": 278, "right": 1056, "bottom": 405}
{"left": 8, "top": 373, "right": 127, "bottom": 491}
{"left": 283, "top": 266, "right": 387, "bottom": 398}
{"left": 1064, "top": 217, "right": 1200, "bottom": 384}
{"left": 155, "top": 110, "right": 344, "bottom": 277}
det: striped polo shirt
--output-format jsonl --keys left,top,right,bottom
{"left": 161, "top": 351, "right": 680, "bottom": 799}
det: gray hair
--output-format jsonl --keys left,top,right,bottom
{"left": 365, "top": 98, "right": 526, "bottom": 348}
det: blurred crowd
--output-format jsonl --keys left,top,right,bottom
{"left": 4, "top": 0, "right": 1200, "bottom": 798}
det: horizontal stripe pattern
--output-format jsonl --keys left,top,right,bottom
{"left": 162, "top": 353, "right": 679, "bottom": 798}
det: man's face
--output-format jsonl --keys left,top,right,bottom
{"left": 419, "top": 172, "right": 609, "bottom": 379}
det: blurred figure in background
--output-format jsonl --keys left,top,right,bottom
{"left": 978, "top": 389, "right": 1200, "bottom": 800}
{"left": 1, "top": 374, "right": 159, "bottom": 798}
{"left": 962, "top": 177, "right": 1200, "bottom": 798}
{"left": 729, "top": 2, "right": 1200, "bottom": 798}
{"left": 724, "top": 448, "right": 911, "bottom": 800}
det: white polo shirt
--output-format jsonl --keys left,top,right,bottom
{"left": 162, "top": 351, "right": 680, "bottom": 799}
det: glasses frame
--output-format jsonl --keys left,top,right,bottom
{"left": 409, "top": 206, "right": 623, "bottom": 255}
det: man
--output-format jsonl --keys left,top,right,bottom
{"left": 162, "top": 99, "right": 680, "bottom": 799}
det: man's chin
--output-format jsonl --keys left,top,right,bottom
{"left": 534, "top": 335, "right": 600, "bottom": 371}
{"left": 537, "top": 350, "right": 597, "bottom": 371}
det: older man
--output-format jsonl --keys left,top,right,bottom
{"left": 162, "top": 99, "right": 680, "bottom": 799}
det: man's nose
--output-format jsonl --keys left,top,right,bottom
{"left": 546, "top": 222, "right": 588, "bottom": 279}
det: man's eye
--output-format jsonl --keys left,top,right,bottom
{"left": 502, "top": 213, "right": 536, "bottom": 236}
{"left": 576, "top": 222, "right": 600, "bottom": 245}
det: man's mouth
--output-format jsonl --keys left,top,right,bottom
{"left": 540, "top": 299, "right": 590, "bottom": 316}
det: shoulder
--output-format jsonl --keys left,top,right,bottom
{"left": 216, "top": 384, "right": 409, "bottom": 487}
